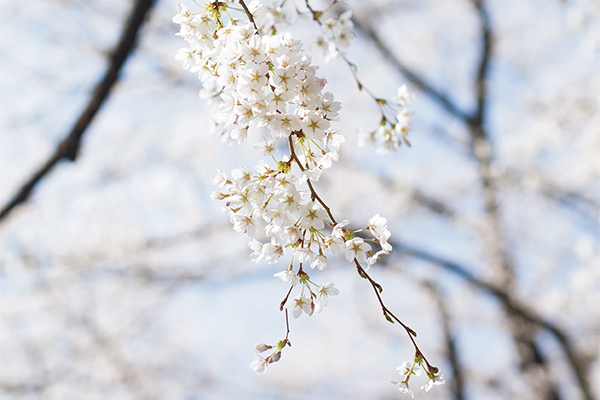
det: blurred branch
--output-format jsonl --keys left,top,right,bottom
{"left": 393, "top": 242, "right": 592, "bottom": 400}
{"left": 0, "top": 0, "right": 156, "bottom": 221}
{"left": 499, "top": 170, "right": 599, "bottom": 229}
{"left": 351, "top": 17, "right": 471, "bottom": 124}
{"left": 467, "top": 6, "right": 583, "bottom": 398}
{"left": 355, "top": 2, "right": 592, "bottom": 397}
{"left": 469, "top": 0, "right": 492, "bottom": 131}
{"left": 422, "top": 281, "right": 466, "bottom": 400}
{"left": 412, "top": 190, "right": 456, "bottom": 218}
{"left": 0, "top": 384, "right": 45, "bottom": 396}
{"left": 541, "top": 184, "right": 599, "bottom": 226}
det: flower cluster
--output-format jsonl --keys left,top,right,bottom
{"left": 174, "top": 1, "right": 442, "bottom": 393}
{"left": 316, "top": 10, "right": 356, "bottom": 61}
{"left": 361, "top": 84, "right": 416, "bottom": 155}
{"left": 173, "top": 0, "right": 391, "bottom": 355}
{"left": 391, "top": 355, "right": 445, "bottom": 398}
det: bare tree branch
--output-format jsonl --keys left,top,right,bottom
{"left": 352, "top": 17, "right": 471, "bottom": 124}
{"left": 0, "top": 0, "right": 156, "bottom": 221}
{"left": 355, "top": 2, "right": 593, "bottom": 397}
{"left": 393, "top": 242, "right": 592, "bottom": 400}
{"left": 423, "top": 281, "right": 466, "bottom": 400}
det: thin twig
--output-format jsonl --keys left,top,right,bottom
{"left": 238, "top": 0, "right": 259, "bottom": 33}
{"left": 394, "top": 241, "right": 592, "bottom": 400}
{"left": 287, "top": 132, "right": 436, "bottom": 367}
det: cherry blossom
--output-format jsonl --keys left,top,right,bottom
{"left": 287, "top": 294, "right": 314, "bottom": 318}
{"left": 173, "top": 0, "right": 442, "bottom": 390}
{"left": 315, "top": 282, "right": 339, "bottom": 312}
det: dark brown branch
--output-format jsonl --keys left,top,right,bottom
{"left": 465, "top": 8, "right": 566, "bottom": 398}
{"left": 394, "top": 242, "right": 592, "bottom": 400}
{"left": 470, "top": 0, "right": 492, "bottom": 130}
{"left": 423, "top": 281, "right": 466, "bottom": 400}
{"left": 412, "top": 190, "right": 456, "bottom": 218}
{"left": 355, "top": 2, "right": 591, "bottom": 398}
{"left": 239, "top": 0, "right": 259, "bottom": 33}
{"left": 353, "top": 259, "right": 441, "bottom": 372}
{"left": 0, "top": 0, "right": 156, "bottom": 221}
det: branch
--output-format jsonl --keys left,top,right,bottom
{"left": 352, "top": 17, "right": 471, "bottom": 124}
{"left": 470, "top": 0, "right": 492, "bottom": 129}
{"left": 423, "top": 281, "right": 466, "bottom": 400}
{"left": 239, "top": 0, "right": 259, "bottom": 33}
{"left": 394, "top": 242, "right": 593, "bottom": 400}
{"left": 0, "top": 0, "right": 156, "bottom": 221}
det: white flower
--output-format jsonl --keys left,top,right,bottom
{"left": 231, "top": 166, "right": 253, "bottom": 188}
{"left": 231, "top": 214, "right": 257, "bottom": 236}
{"left": 274, "top": 172, "right": 297, "bottom": 190}
{"left": 345, "top": 237, "right": 371, "bottom": 263}
{"left": 212, "top": 169, "right": 228, "bottom": 187}
{"left": 240, "top": 34, "right": 265, "bottom": 63}
{"left": 295, "top": 247, "right": 315, "bottom": 263}
{"left": 319, "top": 92, "right": 341, "bottom": 120}
{"left": 298, "top": 202, "right": 328, "bottom": 230}
{"left": 366, "top": 249, "right": 389, "bottom": 268}
{"left": 271, "top": 113, "right": 301, "bottom": 137}
{"left": 398, "top": 362, "right": 421, "bottom": 377}
{"left": 263, "top": 237, "right": 285, "bottom": 263}
{"left": 315, "top": 282, "right": 339, "bottom": 312}
{"left": 332, "top": 220, "right": 349, "bottom": 239}
{"left": 421, "top": 372, "right": 445, "bottom": 392}
{"left": 324, "top": 236, "right": 344, "bottom": 256}
{"left": 391, "top": 380, "right": 414, "bottom": 398}
{"left": 368, "top": 213, "right": 390, "bottom": 239}
{"left": 253, "top": 134, "right": 278, "bottom": 156}
{"left": 281, "top": 225, "right": 302, "bottom": 243}
{"left": 286, "top": 294, "right": 314, "bottom": 318}
{"left": 324, "top": 128, "right": 345, "bottom": 152}
{"left": 310, "top": 254, "right": 330, "bottom": 270}
{"left": 396, "top": 84, "right": 415, "bottom": 107}
{"left": 250, "top": 354, "right": 268, "bottom": 375}
{"left": 175, "top": 47, "right": 198, "bottom": 71}
{"left": 172, "top": 3, "right": 192, "bottom": 25}
{"left": 230, "top": 126, "right": 248, "bottom": 144}
{"left": 276, "top": 187, "right": 301, "bottom": 214}
{"left": 302, "top": 112, "right": 330, "bottom": 140}
{"left": 239, "top": 61, "right": 269, "bottom": 90}
{"left": 248, "top": 239, "right": 264, "bottom": 262}
{"left": 274, "top": 270, "right": 299, "bottom": 286}
{"left": 299, "top": 168, "right": 323, "bottom": 183}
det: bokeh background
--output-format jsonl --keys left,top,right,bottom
{"left": 1, "top": 0, "right": 598, "bottom": 399}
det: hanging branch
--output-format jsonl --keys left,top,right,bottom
{"left": 0, "top": 0, "right": 156, "bottom": 221}
{"left": 393, "top": 241, "right": 592, "bottom": 400}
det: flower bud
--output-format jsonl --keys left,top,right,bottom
{"left": 269, "top": 351, "right": 282, "bottom": 363}
{"left": 254, "top": 343, "right": 271, "bottom": 353}
{"left": 211, "top": 191, "right": 226, "bottom": 200}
